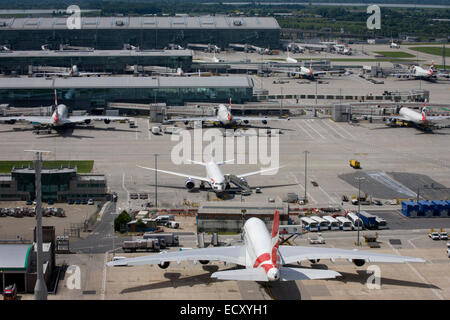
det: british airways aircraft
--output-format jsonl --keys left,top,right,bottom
{"left": 107, "top": 210, "right": 425, "bottom": 282}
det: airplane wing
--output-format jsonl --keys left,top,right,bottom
{"left": 137, "top": 165, "right": 210, "bottom": 183}
{"left": 236, "top": 166, "right": 284, "bottom": 179}
{"left": 107, "top": 245, "right": 246, "bottom": 267}
{"left": 0, "top": 116, "right": 53, "bottom": 125}
{"left": 425, "top": 115, "right": 450, "bottom": 121}
{"left": 78, "top": 72, "right": 111, "bottom": 76}
{"left": 278, "top": 245, "right": 425, "bottom": 265}
{"left": 359, "top": 114, "right": 409, "bottom": 122}
{"left": 232, "top": 116, "right": 289, "bottom": 122}
{"left": 313, "top": 71, "right": 327, "bottom": 76}
{"left": 67, "top": 115, "right": 130, "bottom": 124}
{"left": 167, "top": 116, "right": 218, "bottom": 123}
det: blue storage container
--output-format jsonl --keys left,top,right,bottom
{"left": 418, "top": 200, "right": 434, "bottom": 217}
{"left": 431, "top": 200, "right": 446, "bottom": 217}
{"left": 444, "top": 201, "right": 450, "bottom": 217}
{"left": 401, "top": 201, "right": 419, "bottom": 217}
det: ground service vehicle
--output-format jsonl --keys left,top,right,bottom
{"left": 300, "top": 217, "right": 319, "bottom": 232}
{"left": 375, "top": 217, "right": 388, "bottom": 229}
{"left": 349, "top": 160, "right": 360, "bottom": 169}
{"left": 336, "top": 216, "right": 353, "bottom": 231}
{"left": 439, "top": 230, "right": 448, "bottom": 240}
{"left": 357, "top": 211, "right": 378, "bottom": 229}
{"left": 143, "top": 232, "right": 179, "bottom": 247}
{"left": 429, "top": 229, "right": 440, "bottom": 240}
{"left": 122, "top": 239, "right": 160, "bottom": 252}
{"left": 166, "top": 221, "right": 179, "bottom": 229}
{"left": 310, "top": 216, "right": 330, "bottom": 231}
{"left": 3, "top": 284, "right": 17, "bottom": 300}
{"left": 322, "top": 216, "right": 340, "bottom": 230}
{"left": 347, "top": 212, "right": 364, "bottom": 230}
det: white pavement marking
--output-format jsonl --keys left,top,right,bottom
{"left": 289, "top": 172, "right": 317, "bottom": 204}
{"left": 388, "top": 243, "right": 444, "bottom": 300}
{"left": 407, "top": 235, "right": 423, "bottom": 249}
{"left": 302, "top": 119, "right": 327, "bottom": 140}
{"left": 322, "top": 119, "right": 347, "bottom": 139}
{"left": 331, "top": 121, "right": 356, "bottom": 140}
{"left": 310, "top": 174, "right": 338, "bottom": 204}
{"left": 294, "top": 120, "right": 314, "bottom": 139}
{"left": 100, "top": 252, "right": 107, "bottom": 300}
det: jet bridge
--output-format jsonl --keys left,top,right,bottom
{"left": 225, "top": 174, "right": 252, "bottom": 195}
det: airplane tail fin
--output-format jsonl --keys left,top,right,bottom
{"left": 54, "top": 89, "right": 58, "bottom": 106}
{"left": 429, "top": 61, "right": 435, "bottom": 74}
{"left": 271, "top": 210, "right": 280, "bottom": 265}
{"left": 421, "top": 99, "right": 428, "bottom": 122}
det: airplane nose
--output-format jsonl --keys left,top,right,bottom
{"left": 267, "top": 267, "right": 280, "bottom": 281}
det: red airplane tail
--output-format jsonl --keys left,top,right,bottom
{"left": 271, "top": 210, "right": 280, "bottom": 265}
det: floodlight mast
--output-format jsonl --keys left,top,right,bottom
{"left": 25, "top": 150, "right": 51, "bottom": 300}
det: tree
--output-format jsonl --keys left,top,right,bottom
{"left": 114, "top": 210, "right": 131, "bottom": 232}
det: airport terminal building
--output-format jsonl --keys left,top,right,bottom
{"left": 0, "top": 49, "right": 193, "bottom": 75}
{"left": 0, "top": 16, "right": 280, "bottom": 50}
{"left": 0, "top": 76, "right": 255, "bottom": 109}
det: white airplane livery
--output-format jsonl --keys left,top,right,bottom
{"left": 137, "top": 159, "right": 282, "bottom": 193}
{"left": 366, "top": 100, "right": 450, "bottom": 130}
{"left": 107, "top": 210, "right": 425, "bottom": 282}
{"left": 0, "top": 90, "right": 130, "bottom": 130}
{"left": 270, "top": 60, "right": 326, "bottom": 80}
{"left": 391, "top": 62, "right": 435, "bottom": 80}
{"left": 167, "top": 100, "right": 288, "bottom": 126}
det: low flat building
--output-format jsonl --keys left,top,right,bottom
{"left": 0, "top": 166, "right": 107, "bottom": 202}
{"left": 197, "top": 202, "right": 288, "bottom": 233}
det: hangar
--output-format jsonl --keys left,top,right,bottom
{"left": 0, "top": 16, "right": 280, "bottom": 50}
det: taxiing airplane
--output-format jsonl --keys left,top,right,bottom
{"left": 107, "top": 209, "right": 425, "bottom": 282}
{"left": 137, "top": 159, "right": 282, "bottom": 193}
{"left": 364, "top": 100, "right": 450, "bottom": 131}
{"left": 390, "top": 40, "right": 400, "bottom": 49}
{"left": 0, "top": 90, "right": 130, "bottom": 131}
{"left": 33, "top": 65, "right": 110, "bottom": 77}
{"left": 167, "top": 100, "right": 288, "bottom": 127}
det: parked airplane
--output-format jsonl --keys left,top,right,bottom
{"left": 107, "top": 209, "right": 425, "bottom": 282}
{"left": 364, "top": 100, "right": 450, "bottom": 131}
{"left": 0, "top": 90, "right": 130, "bottom": 131}
{"left": 390, "top": 40, "right": 400, "bottom": 49}
{"left": 137, "top": 159, "right": 283, "bottom": 193}
{"left": 167, "top": 100, "right": 288, "bottom": 127}
{"left": 270, "top": 60, "right": 326, "bottom": 80}
{"left": 33, "top": 65, "right": 110, "bottom": 77}
{"left": 157, "top": 67, "right": 211, "bottom": 77}
{"left": 390, "top": 62, "right": 435, "bottom": 80}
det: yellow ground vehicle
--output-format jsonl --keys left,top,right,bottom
{"left": 349, "top": 160, "right": 360, "bottom": 169}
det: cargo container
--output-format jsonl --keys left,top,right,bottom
{"left": 122, "top": 239, "right": 160, "bottom": 252}
{"left": 418, "top": 200, "right": 434, "bottom": 217}
{"left": 432, "top": 200, "right": 448, "bottom": 217}
{"left": 357, "top": 211, "right": 378, "bottom": 229}
{"left": 349, "top": 160, "right": 360, "bottom": 169}
{"left": 401, "top": 201, "right": 419, "bottom": 217}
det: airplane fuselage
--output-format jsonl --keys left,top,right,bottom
{"left": 242, "top": 217, "right": 280, "bottom": 281}
{"left": 398, "top": 107, "right": 425, "bottom": 124}
{"left": 51, "top": 104, "right": 69, "bottom": 126}
{"left": 216, "top": 104, "right": 233, "bottom": 126}
{"left": 205, "top": 161, "right": 227, "bottom": 192}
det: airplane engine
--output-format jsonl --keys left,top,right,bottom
{"left": 309, "top": 259, "right": 320, "bottom": 264}
{"left": 199, "top": 260, "right": 210, "bottom": 265}
{"left": 243, "top": 120, "right": 249, "bottom": 124}
{"left": 158, "top": 261, "right": 170, "bottom": 269}
{"left": 240, "top": 177, "right": 247, "bottom": 185}
{"left": 352, "top": 259, "right": 366, "bottom": 267}
{"left": 84, "top": 119, "right": 91, "bottom": 124}
{"left": 104, "top": 119, "right": 111, "bottom": 124}
{"left": 184, "top": 120, "right": 189, "bottom": 125}
{"left": 7, "top": 119, "right": 16, "bottom": 124}
{"left": 185, "top": 179, "right": 195, "bottom": 190}
{"left": 262, "top": 120, "right": 267, "bottom": 125}
{"left": 225, "top": 183, "right": 230, "bottom": 190}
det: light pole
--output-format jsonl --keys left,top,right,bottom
{"left": 304, "top": 151, "right": 309, "bottom": 203}
{"left": 154, "top": 154, "right": 158, "bottom": 208}
{"left": 356, "top": 177, "right": 365, "bottom": 247}
{"left": 280, "top": 87, "right": 283, "bottom": 117}
{"left": 25, "top": 149, "right": 51, "bottom": 300}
